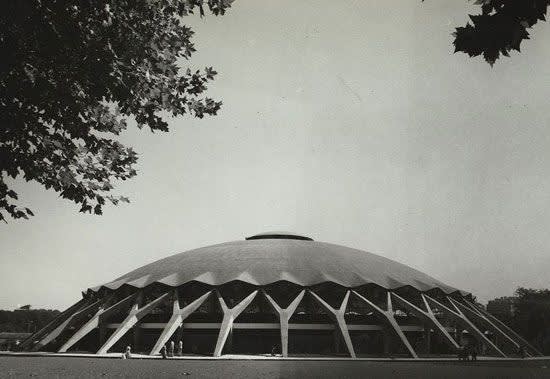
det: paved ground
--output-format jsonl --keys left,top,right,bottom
{"left": 0, "top": 356, "right": 549, "bottom": 379}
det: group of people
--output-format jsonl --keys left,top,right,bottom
{"left": 457, "top": 339, "right": 528, "bottom": 361}
{"left": 160, "top": 340, "right": 184, "bottom": 358}
{"left": 121, "top": 340, "right": 184, "bottom": 359}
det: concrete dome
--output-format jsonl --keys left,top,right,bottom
{"left": 90, "top": 235, "right": 463, "bottom": 295}
{"left": 22, "top": 233, "right": 539, "bottom": 359}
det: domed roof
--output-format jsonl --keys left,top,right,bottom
{"left": 90, "top": 236, "right": 464, "bottom": 295}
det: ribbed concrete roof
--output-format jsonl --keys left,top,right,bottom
{"left": 89, "top": 237, "right": 465, "bottom": 295}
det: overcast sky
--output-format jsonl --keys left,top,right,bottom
{"left": 2, "top": 0, "right": 550, "bottom": 310}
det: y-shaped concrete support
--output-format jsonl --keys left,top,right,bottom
{"left": 97, "top": 291, "right": 171, "bottom": 354}
{"left": 309, "top": 290, "right": 356, "bottom": 358}
{"left": 19, "top": 298, "right": 89, "bottom": 351}
{"left": 351, "top": 291, "right": 417, "bottom": 358}
{"left": 463, "top": 299, "right": 542, "bottom": 357}
{"left": 422, "top": 294, "right": 506, "bottom": 357}
{"left": 213, "top": 290, "right": 258, "bottom": 357}
{"left": 150, "top": 290, "right": 212, "bottom": 355}
{"left": 32, "top": 300, "right": 102, "bottom": 351}
{"left": 263, "top": 289, "right": 305, "bottom": 357}
{"left": 447, "top": 297, "right": 519, "bottom": 354}
{"left": 390, "top": 292, "right": 459, "bottom": 351}
{"left": 58, "top": 293, "right": 138, "bottom": 352}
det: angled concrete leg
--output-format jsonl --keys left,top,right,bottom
{"left": 336, "top": 313, "right": 354, "bottom": 357}
{"left": 97, "top": 291, "right": 171, "bottom": 354}
{"left": 150, "top": 290, "right": 212, "bottom": 355}
{"left": 19, "top": 298, "right": 90, "bottom": 350}
{"left": 351, "top": 291, "right": 417, "bottom": 358}
{"left": 263, "top": 289, "right": 305, "bottom": 357}
{"left": 213, "top": 290, "right": 258, "bottom": 357}
{"left": 391, "top": 292, "right": 459, "bottom": 351}
{"left": 58, "top": 293, "right": 137, "bottom": 352}
{"left": 463, "top": 299, "right": 542, "bottom": 357}
{"left": 32, "top": 300, "right": 101, "bottom": 351}
{"left": 422, "top": 295, "right": 506, "bottom": 357}
{"left": 280, "top": 318, "right": 289, "bottom": 356}
{"left": 447, "top": 297, "right": 519, "bottom": 353}
{"left": 309, "top": 290, "right": 356, "bottom": 358}
{"left": 385, "top": 292, "right": 418, "bottom": 358}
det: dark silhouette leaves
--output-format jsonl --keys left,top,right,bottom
{"left": 452, "top": 0, "right": 549, "bottom": 65}
{"left": 0, "top": 1, "right": 231, "bottom": 222}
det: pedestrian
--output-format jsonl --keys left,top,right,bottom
{"left": 471, "top": 343, "right": 478, "bottom": 361}
{"left": 457, "top": 345, "right": 467, "bottom": 361}
{"left": 160, "top": 345, "right": 167, "bottom": 359}
{"left": 124, "top": 345, "right": 132, "bottom": 359}
{"left": 168, "top": 340, "right": 175, "bottom": 357}
{"left": 177, "top": 340, "right": 183, "bottom": 356}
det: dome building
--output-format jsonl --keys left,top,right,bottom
{"left": 21, "top": 233, "right": 540, "bottom": 358}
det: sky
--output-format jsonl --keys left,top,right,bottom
{"left": 2, "top": 0, "right": 550, "bottom": 310}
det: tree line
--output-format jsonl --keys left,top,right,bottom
{"left": 486, "top": 287, "right": 550, "bottom": 354}
{"left": 502, "top": 288, "right": 550, "bottom": 354}
{"left": 0, "top": 308, "right": 60, "bottom": 333}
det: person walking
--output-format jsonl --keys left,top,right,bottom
{"left": 471, "top": 343, "right": 478, "bottom": 361}
{"left": 457, "top": 344, "right": 468, "bottom": 361}
{"left": 168, "top": 340, "right": 175, "bottom": 357}
{"left": 177, "top": 340, "right": 183, "bottom": 356}
{"left": 160, "top": 344, "right": 167, "bottom": 359}
{"left": 123, "top": 346, "right": 132, "bottom": 359}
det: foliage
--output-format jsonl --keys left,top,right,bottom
{"left": 0, "top": 308, "right": 60, "bottom": 333}
{"left": 452, "top": 0, "right": 550, "bottom": 65}
{"left": 0, "top": 0, "right": 232, "bottom": 222}
{"left": 486, "top": 296, "right": 515, "bottom": 326}
{"left": 512, "top": 287, "right": 550, "bottom": 354}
